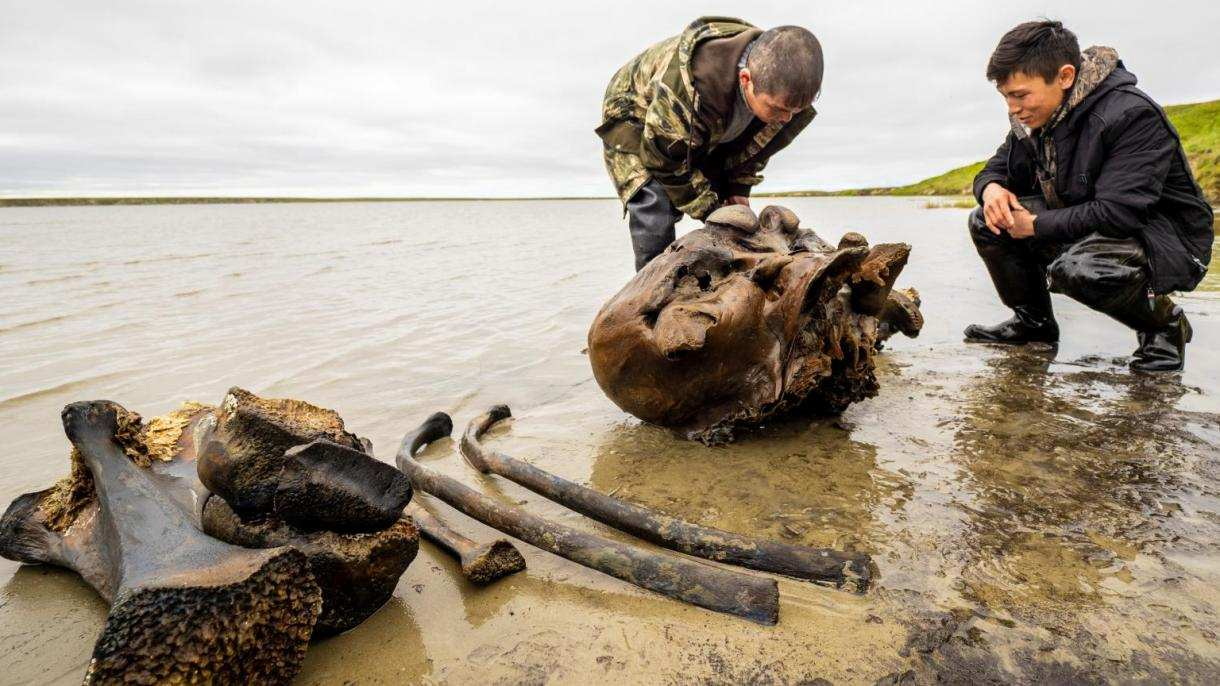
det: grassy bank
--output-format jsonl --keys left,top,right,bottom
{"left": 774, "top": 98, "right": 1219, "bottom": 203}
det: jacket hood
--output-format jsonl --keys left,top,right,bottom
{"left": 1069, "top": 58, "right": 1138, "bottom": 128}
{"left": 674, "top": 17, "right": 757, "bottom": 104}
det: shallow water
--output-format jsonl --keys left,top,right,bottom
{"left": 0, "top": 198, "right": 1217, "bottom": 683}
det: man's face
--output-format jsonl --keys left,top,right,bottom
{"left": 996, "top": 65, "right": 1076, "bottom": 129}
{"left": 740, "top": 69, "right": 804, "bottom": 125}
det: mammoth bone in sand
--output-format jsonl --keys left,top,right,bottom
{"left": 0, "top": 388, "right": 428, "bottom": 684}
{"left": 588, "top": 204, "right": 923, "bottom": 443}
{"left": 460, "top": 405, "right": 872, "bottom": 590}
{"left": 397, "top": 412, "right": 783, "bottom": 624}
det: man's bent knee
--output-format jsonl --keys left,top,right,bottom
{"left": 1047, "top": 235, "right": 1148, "bottom": 305}
{"left": 968, "top": 207, "right": 998, "bottom": 246}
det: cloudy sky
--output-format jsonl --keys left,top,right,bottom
{"left": 2, "top": 0, "right": 1216, "bottom": 198}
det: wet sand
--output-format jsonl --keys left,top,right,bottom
{"left": 1, "top": 198, "right": 1217, "bottom": 683}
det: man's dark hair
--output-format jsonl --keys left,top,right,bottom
{"left": 746, "top": 26, "right": 823, "bottom": 107}
{"left": 986, "top": 20, "right": 1081, "bottom": 84}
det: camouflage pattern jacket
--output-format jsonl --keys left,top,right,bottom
{"left": 596, "top": 16, "right": 816, "bottom": 220}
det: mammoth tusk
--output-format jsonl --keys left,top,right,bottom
{"left": 460, "top": 405, "right": 873, "bottom": 590}
{"left": 395, "top": 412, "right": 780, "bottom": 624}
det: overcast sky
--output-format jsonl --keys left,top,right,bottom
{"left": 1, "top": 1, "right": 1216, "bottom": 198}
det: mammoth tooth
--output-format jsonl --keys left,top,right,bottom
{"left": 201, "top": 489, "right": 419, "bottom": 635}
{"left": 0, "top": 400, "right": 323, "bottom": 684}
{"left": 706, "top": 204, "right": 760, "bottom": 233}
{"left": 200, "top": 427, "right": 420, "bottom": 634}
{"left": 759, "top": 205, "right": 800, "bottom": 234}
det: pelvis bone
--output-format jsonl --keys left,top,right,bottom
{"left": 588, "top": 205, "right": 922, "bottom": 443}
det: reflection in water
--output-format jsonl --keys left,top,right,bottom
{"left": 298, "top": 595, "right": 431, "bottom": 683}
{"left": 951, "top": 345, "right": 1206, "bottom": 616}
{"left": 586, "top": 414, "right": 912, "bottom": 556}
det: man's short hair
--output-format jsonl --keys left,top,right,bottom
{"left": 746, "top": 26, "right": 823, "bottom": 108}
{"left": 986, "top": 20, "right": 1081, "bottom": 84}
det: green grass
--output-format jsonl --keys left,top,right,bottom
{"left": 1165, "top": 100, "right": 1220, "bottom": 205}
{"left": 891, "top": 162, "right": 987, "bottom": 196}
{"left": 773, "top": 98, "right": 1219, "bottom": 204}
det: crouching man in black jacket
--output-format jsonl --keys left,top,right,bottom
{"left": 966, "top": 20, "right": 1213, "bottom": 372}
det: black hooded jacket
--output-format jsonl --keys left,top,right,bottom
{"left": 973, "top": 64, "right": 1214, "bottom": 294}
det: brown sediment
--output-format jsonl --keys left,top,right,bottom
{"left": 221, "top": 387, "right": 351, "bottom": 439}
{"left": 143, "top": 401, "right": 213, "bottom": 462}
{"left": 396, "top": 412, "right": 781, "bottom": 624}
{"left": 460, "top": 405, "right": 873, "bottom": 589}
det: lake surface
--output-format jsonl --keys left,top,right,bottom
{"left": 1, "top": 198, "right": 1217, "bottom": 683}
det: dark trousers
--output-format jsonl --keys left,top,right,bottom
{"left": 626, "top": 180, "right": 682, "bottom": 271}
{"left": 968, "top": 205, "right": 1177, "bottom": 333}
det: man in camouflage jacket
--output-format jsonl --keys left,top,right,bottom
{"left": 597, "top": 17, "right": 824, "bottom": 270}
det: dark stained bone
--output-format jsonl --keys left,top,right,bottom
{"left": 0, "top": 400, "right": 322, "bottom": 684}
{"left": 407, "top": 501, "right": 526, "bottom": 584}
{"left": 274, "top": 439, "right": 413, "bottom": 533}
{"left": 878, "top": 287, "right": 924, "bottom": 342}
{"left": 191, "top": 399, "right": 420, "bottom": 635}
{"left": 396, "top": 412, "right": 780, "bottom": 624}
{"left": 588, "top": 204, "right": 922, "bottom": 442}
{"left": 460, "top": 405, "right": 872, "bottom": 590}
{"left": 850, "top": 243, "right": 911, "bottom": 316}
{"left": 201, "top": 494, "right": 418, "bottom": 635}
{"left": 197, "top": 387, "right": 367, "bottom": 515}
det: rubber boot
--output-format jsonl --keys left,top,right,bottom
{"left": 627, "top": 181, "right": 681, "bottom": 272}
{"left": 1129, "top": 299, "right": 1192, "bottom": 373}
{"left": 965, "top": 207, "right": 1059, "bottom": 344}
{"left": 964, "top": 306, "right": 1060, "bottom": 344}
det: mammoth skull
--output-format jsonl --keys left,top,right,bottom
{"left": 588, "top": 204, "right": 922, "bottom": 443}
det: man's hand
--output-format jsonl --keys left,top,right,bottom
{"left": 1008, "top": 208, "right": 1037, "bottom": 239}
{"left": 981, "top": 183, "right": 1024, "bottom": 235}
{"left": 721, "top": 195, "right": 750, "bottom": 208}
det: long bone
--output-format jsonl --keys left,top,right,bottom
{"left": 407, "top": 501, "right": 526, "bottom": 583}
{"left": 0, "top": 400, "right": 322, "bottom": 684}
{"left": 395, "top": 412, "right": 780, "bottom": 624}
{"left": 398, "top": 417, "right": 525, "bottom": 583}
{"left": 460, "top": 405, "right": 873, "bottom": 590}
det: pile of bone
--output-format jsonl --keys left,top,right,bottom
{"left": 2, "top": 386, "right": 880, "bottom": 683}
{"left": 0, "top": 388, "right": 423, "bottom": 684}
